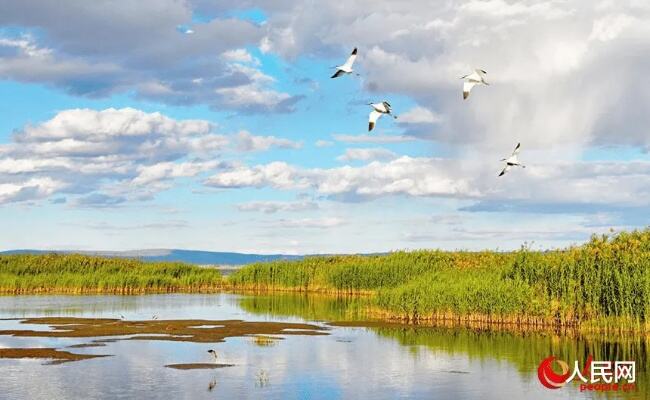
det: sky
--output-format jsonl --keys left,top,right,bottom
{"left": 0, "top": 0, "right": 649, "bottom": 254}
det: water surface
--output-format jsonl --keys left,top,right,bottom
{"left": 0, "top": 293, "right": 644, "bottom": 399}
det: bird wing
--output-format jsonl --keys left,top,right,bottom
{"left": 368, "top": 110, "right": 383, "bottom": 131}
{"left": 463, "top": 81, "right": 477, "bottom": 100}
{"left": 330, "top": 69, "right": 345, "bottom": 79}
{"left": 498, "top": 165, "right": 510, "bottom": 177}
{"left": 342, "top": 48, "right": 357, "bottom": 69}
{"left": 512, "top": 142, "right": 521, "bottom": 156}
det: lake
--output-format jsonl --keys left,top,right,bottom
{"left": 0, "top": 293, "right": 644, "bottom": 399}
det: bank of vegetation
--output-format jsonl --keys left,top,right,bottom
{"left": 0, "top": 253, "right": 222, "bottom": 294}
{"left": 2, "top": 229, "right": 649, "bottom": 332}
{"left": 229, "top": 229, "right": 650, "bottom": 331}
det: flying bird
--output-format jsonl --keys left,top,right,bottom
{"left": 207, "top": 349, "right": 218, "bottom": 363}
{"left": 461, "top": 69, "right": 489, "bottom": 100}
{"left": 498, "top": 143, "right": 526, "bottom": 176}
{"left": 368, "top": 101, "right": 397, "bottom": 131}
{"left": 331, "top": 48, "right": 358, "bottom": 79}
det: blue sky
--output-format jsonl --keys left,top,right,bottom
{"left": 0, "top": 1, "right": 649, "bottom": 253}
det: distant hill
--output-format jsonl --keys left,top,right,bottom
{"left": 0, "top": 249, "right": 303, "bottom": 266}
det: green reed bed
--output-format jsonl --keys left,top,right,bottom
{"left": 0, "top": 253, "right": 223, "bottom": 294}
{"left": 230, "top": 229, "right": 650, "bottom": 331}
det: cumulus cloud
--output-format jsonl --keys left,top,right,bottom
{"left": 0, "top": 1, "right": 300, "bottom": 112}
{"left": 0, "top": 107, "right": 313, "bottom": 206}
{"left": 205, "top": 157, "right": 650, "bottom": 213}
{"left": 250, "top": 0, "right": 650, "bottom": 151}
{"left": 206, "top": 156, "right": 479, "bottom": 199}
{"left": 397, "top": 106, "right": 443, "bottom": 125}
{"left": 0, "top": 108, "right": 228, "bottom": 205}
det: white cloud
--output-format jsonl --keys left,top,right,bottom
{"left": 332, "top": 134, "right": 417, "bottom": 144}
{"left": 205, "top": 157, "right": 650, "bottom": 211}
{"left": 589, "top": 14, "right": 635, "bottom": 41}
{"left": 315, "top": 140, "right": 334, "bottom": 147}
{"left": 0, "top": 108, "right": 229, "bottom": 205}
{"left": 337, "top": 147, "right": 397, "bottom": 162}
{"left": 237, "top": 200, "right": 318, "bottom": 214}
{"left": 397, "top": 106, "right": 443, "bottom": 124}
{"left": 221, "top": 48, "right": 260, "bottom": 65}
{"left": 206, "top": 156, "right": 479, "bottom": 199}
{"left": 204, "top": 161, "right": 306, "bottom": 189}
{"left": 0, "top": 2, "right": 301, "bottom": 112}
{"left": 234, "top": 131, "right": 302, "bottom": 152}
{"left": 276, "top": 217, "right": 345, "bottom": 229}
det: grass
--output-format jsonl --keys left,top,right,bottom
{"left": 0, "top": 253, "right": 223, "bottom": 294}
{"left": 229, "top": 229, "right": 650, "bottom": 331}
{"left": 3, "top": 229, "right": 650, "bottom": 332}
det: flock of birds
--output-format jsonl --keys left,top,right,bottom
{"left": 330, "top": 48, "right": 525, "bottom": 176}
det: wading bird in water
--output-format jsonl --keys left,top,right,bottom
{"left": 207, "top": 349, "right": 218, "bottom": 363}
{"left": 331, "top": 48, "right": 358, "bottom": 79}
{"left": 368, "top": 101, "right": 397, "bottom": 131}
{"left": 499, "top": 143, "right": 526, "bottom": 176}
{"left": 461, "top": 69, "right": 489, "bottom": 100}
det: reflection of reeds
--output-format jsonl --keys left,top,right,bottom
{"left": 252, "top": 335, "right": 279, "bottom": 347}
{"left": 0, "top": 253, "right": 223, "bottom": 294}
{"left": 366, "top": 324, "right": 650, "bottom": 396}
{"left": 231, "top": 229, "right": 650, "bottom": 333}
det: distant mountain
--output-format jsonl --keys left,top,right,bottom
{"left": 0, "top": 249, "right": 303, "bottom": 266}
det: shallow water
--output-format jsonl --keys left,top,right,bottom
{"left": 0, "top": 293, "right": 644, "bottom": 399}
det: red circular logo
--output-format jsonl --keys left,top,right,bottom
{"left": 538, "top": 356, "right": 570, "bottom": 389}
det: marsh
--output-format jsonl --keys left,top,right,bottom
{"left": 0, "top": 293, "right": 643, "bottom": 399}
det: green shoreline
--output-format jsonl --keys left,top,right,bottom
{"left": 2, "top": 228, "right": 650, "bottom": 334}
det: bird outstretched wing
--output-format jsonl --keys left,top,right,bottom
{"left": 498, "top": 165, "right": 510, "bottom": 177}
{"left": 368, "top": 110, "right": 383, "bottom": 131}
{"left": 331, "top": 69, "right": 345, "bottom": 79}
{"left": 463, "top": 81, "right": 477, "bottom": 100}
{"left": 512, "top": 142, "right": 521, "bottom": 156}
{"left": 342, "top": 48, "right": 357, "bottom": 70}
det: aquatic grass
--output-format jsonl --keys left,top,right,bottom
{"left": 0, "top": 253, "right": 223, "bottom": 294}
{"left": 230, "top": 228, "right": 650, "bottom": 331}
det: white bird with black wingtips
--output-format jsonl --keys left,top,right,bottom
{"left": 331, "top": 48, "right": 358, "bottom": 79}
{"left": 461, "top": 69, "right": 489, "bottom": 100}
{"left": 499, "top": 143, "right": 526, "bottom": 176}
{"left": 368, "top": 101, "right": 397, "bottom": 132}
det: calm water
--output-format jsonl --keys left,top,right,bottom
{"left": 0, "top": 293, "right": 645, "bottom": 399}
